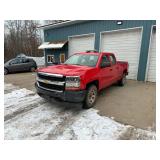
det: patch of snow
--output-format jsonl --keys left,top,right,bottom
{"left": 4, "top": 83, "right": 156, "bottom": 140}
{"left": 57, "top": 109, "right": 128, "bottom": 140}
{"left": 4, "top": 88, "right": 44, "bottom": 121}
{"left": 4, "top": 88, "right": 34, "bottom": 108}
{"left": 4, "top": 103, "right": 71, "bottom": 140}
{"left": 130, "top": 128, "right": 156, "bottom": 140}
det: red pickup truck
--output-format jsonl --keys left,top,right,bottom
{"left": 35, "top": 51, "right": 128, "bottom": 109}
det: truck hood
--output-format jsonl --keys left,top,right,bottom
{"left": 38, "top": 64, "right": 94, "bottom": 76}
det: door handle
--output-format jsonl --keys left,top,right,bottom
{"left": 110, "top": 68, "right": 113, "bottom": 71}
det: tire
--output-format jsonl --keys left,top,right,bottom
{"left": 30, "top": 67, "right": 36, "bottom": 72}
{"left": 83, "top": 85, "right": 98, "bottom": 109}
{"left": 4, "top": 68, "right": 8, "bottom": 75}
{"left": 118, "top": 74, "right": 127, "bottom": 86}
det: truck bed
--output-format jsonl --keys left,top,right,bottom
{"left": 117, "top": 61, "right": 129, "bottom": 72}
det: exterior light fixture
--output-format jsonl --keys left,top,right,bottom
{"left": 116, "top": 21, "right": 123, "bottom": 25}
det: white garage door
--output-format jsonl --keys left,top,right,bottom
{"left": 146, "top": 29, "right": 156, "bottom": 82}
{"left": 69, "top": 34, "right": 95, "bottom": 57}
{"left": 100, "top": 28, "right": 142, "bottom": 80}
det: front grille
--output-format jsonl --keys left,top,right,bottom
{"left": 38, "top": 73, "right": 65, "bottom": 82}
{"left": 38, "top": 82, "right": 64, "bottom": 91}
{"left": 37, "top": 72, "right": 65, "bottom": 92}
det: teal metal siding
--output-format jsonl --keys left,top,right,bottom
{"left": 44, "top": 20, "right": 156, "bottom": 81}
{"left": 137, "top": 23, "right": 154, "bottom": 81}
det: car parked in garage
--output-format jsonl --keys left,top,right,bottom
{"left": 4, "top": 57, "right": 37, "bottom": 75}
{"left": 35, "top": 51, "right": 128, "bottom": 109}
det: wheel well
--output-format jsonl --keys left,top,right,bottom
{"left": 86, "top": 80, "right": 99, "bottom": 90}
{"left": 123, "top": 69, "right": 127, "bottom": 75}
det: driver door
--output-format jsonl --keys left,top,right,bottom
{"left": 8, "top": 59, "right": 20, "bottom": 72}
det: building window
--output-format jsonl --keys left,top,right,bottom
{"left": 47, "top": 55, "right": 55, "bottom": 63}
{"left": 60, "top": 53, "right": 65, "bottom": 63}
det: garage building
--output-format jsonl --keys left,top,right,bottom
{"left": 39, "top": 20, "right": 156, "bottom": 82}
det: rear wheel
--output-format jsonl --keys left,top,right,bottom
{"left": 30, "top": 67, "right": 36, "bottom": 72}
{"left": 83, "top": 85, "right": 98, "bottom": 109}
{"left": 118, "top": 74, "right": 126, "bottom": 86}
{"left": 4, "top": 68, "right": 8, "bottom": 75}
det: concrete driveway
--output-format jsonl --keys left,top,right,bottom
{"left": 4, "top": 72, "right": 156, "bottom": 131}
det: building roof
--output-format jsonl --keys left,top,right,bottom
{"left": 38, "top": 40, "right": 67, "bottom": 49}
{"left": 38, "top": 20, "right": 88, "bottom": 30}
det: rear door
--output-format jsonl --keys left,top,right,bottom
{"left": 21, "top": 58, "right": 31, "bottom": 71}
{"left": 109, "top": 54, "right": 121, "bottom": 81}
{"left": 99, "top": 54, "right": 113, "bottom": 89}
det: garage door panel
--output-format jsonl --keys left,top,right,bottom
{"left": 69, "top": 35, "right": 94, "bottom": 56}
{"left": 147, "top": 30, "right": 156, "bottom": 82}
{"left": 101, "top": 28, "right": 142, "bottom": 80}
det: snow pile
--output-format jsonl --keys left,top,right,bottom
{"left": 27, "top": 56, "right": 45, "bottom": 66}
{"left": 4, "top": 88, "right": 34, "bottom": 107}
{"left": 4, "top": 88, "right": 43, "bottom": 121}
{"left": 57, "top": 109, "right": 128, "bottom": 140}
{"left": 4, "top": 103, "right": 72, "bottom": 140}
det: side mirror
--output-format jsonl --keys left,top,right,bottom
{"left": 101, "top": 61, "right": 111, "bottom": 68}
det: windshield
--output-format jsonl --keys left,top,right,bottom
{"left": 64, "top": 54, "right": 99, "bottom": 67}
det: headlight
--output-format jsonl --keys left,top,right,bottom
{"left": 65, "top": 76, "right": 80, "bottom": 88}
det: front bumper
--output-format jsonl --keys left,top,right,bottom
{"left": 35, "top": 82, "right": 86, "bottom": 103}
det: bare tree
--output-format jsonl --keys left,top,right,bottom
{"left": 4, "top": 20, "right": 43, "bottom": 62}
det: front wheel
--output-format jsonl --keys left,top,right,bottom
{"left": 83, "top": 85, "right": 98, "bottom": 109}
{"left": 4, "top": 68, "right": 8, "bottom": 75}
{"left": 118, "top": 74, "right": 127, "bottom": 86}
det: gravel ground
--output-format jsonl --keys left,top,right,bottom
{"left": 4, "top": 83, "right": 156, "bottom": 140}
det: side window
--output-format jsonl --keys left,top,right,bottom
{"left": 10, "top": 59, "right": 19, "bottom": 65}
{"left": 101, "top": 55, "right": 110, "bottom": 64}
{"left": 47, "top": 55, "right": 55, "bottom": 63}
{"left": 109, "top": 55, "right": 116, "bottom": 65}
{"left": 10, "top": 60, "right": 15, "bottom": 65}
{"left": 18, "top": 59, "right": 22, "bottom": 64}
{"left": 22, "top": 58, "right": 29, "bottom": 63}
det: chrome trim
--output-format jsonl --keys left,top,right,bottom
{"left": 37, "top": 82, "right": 63, "bottom": 93}
{"left": 38, "top": 72, "right": 63, "bottom": 78}
{"left": 66, "top": 76, "right": 80, "bottom": 78}
{"left": 37, "top": 77, "right": 65, "bottom": 86}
